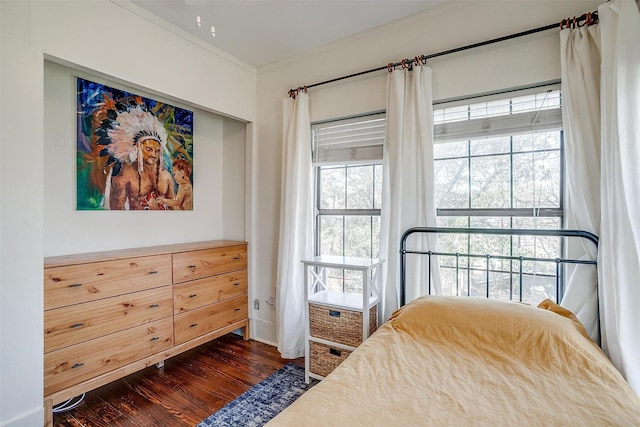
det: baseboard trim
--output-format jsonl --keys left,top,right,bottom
{"left": 0, "top": 406, "right": 44, "bottom": 427}
{"left": 252, "top": 336, "right": 277, "bottom": 347}
{"left": 251, "top": 317, "right": 277, "bottom": 345}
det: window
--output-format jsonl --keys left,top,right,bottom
{"left": 433, "top": 87, "right": 564, "bottom": 303}
{"left": 312, "top": 114, "right": 385, "bottom": 294}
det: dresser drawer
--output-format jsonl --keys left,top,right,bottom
{"left": 172, "top": 245, "right": 247, "bottom": 284}
{"left": 309, "top": 304, "right": 378, "bottom": 347}
{"left": 174, "top": 269, "right": 247, "bottom": 314}
{"left": 174, "top": 295, "right": 247, "bottom": 345}
{"left": 45, "top": 286, "right": 173, "bottom": 353}
{"left": 44, "top": 317, "right": 173, "bottom": 396}
{"left": 44, "top": 254, "right": 172, "bottom": 310}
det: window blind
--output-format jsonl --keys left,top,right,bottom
{"left": 433, "top": 87, "right": 563, "bottom": 143}
{"left": 312, "top": 113, "right": 385, "bottom": 165}
{"left": 433, "top": 108, "right": 563, "bottom": 143}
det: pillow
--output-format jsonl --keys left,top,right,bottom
{"left": 388, "top": 295, "right": 600, "bottom": 367}
{"left": 536, "top": 298, "right": 591, "bottom": 341}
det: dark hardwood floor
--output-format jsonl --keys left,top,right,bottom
{"left": 53, "top": 334, "right": 303, "bottom": 427}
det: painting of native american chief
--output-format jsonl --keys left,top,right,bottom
{"left": 76, "top": 77, "right": 193, "bottom": 210}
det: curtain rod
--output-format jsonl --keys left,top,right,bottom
{"left": 288, "top": 10, "right": 598, "bottom": 97}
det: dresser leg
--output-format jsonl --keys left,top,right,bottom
{"left": 243, "top": 321, "right": 250, "bottom": 341}
{"left": 44, "top": 398, "right": 53, "bottom": 427}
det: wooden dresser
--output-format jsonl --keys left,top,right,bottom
{"left": 43, "top": 240, "right": 248, "bottom": 422}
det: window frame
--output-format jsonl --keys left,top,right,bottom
{"left": 312, "top": 113, "right": 385, "bottom": 294}
{"left": 433, "top": 85, "right": 565, "bottom": 222}
{"left": 432, "top": 86, "right": 566, "bottom": 302}
{"left": 314, "top": 163, "right": 382, "bottom": 257}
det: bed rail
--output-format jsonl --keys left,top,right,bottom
{"left": 399, "top": 227, "right": 598, "bottom": 307}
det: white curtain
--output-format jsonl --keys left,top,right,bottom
{"left": 380, "top": 65, "right": 441, "bottom": 321}
{"left": 561, "top": 0, "right": 640, "bottom": 393}
{"left": 560, "top": 24, "right": 601, "bottom": 340}
{"left": 598, "top": 0, "right": 640, "bottom": 393}
{"left": 276, "top": 92, "right": 313, "bottom": 359}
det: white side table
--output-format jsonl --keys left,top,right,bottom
{"left": 302, "top": 256, "right": 384, "bottom": 383}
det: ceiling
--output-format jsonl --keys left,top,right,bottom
{"left": 130, "top": 0, "right": 448, "bottom": 68}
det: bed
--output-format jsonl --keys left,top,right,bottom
{"left": 267, "top": 227, "right": 640, "bottom": 426}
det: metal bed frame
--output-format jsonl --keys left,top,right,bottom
{"left": 399, "top": 227, "right": 599, "bottom": 307}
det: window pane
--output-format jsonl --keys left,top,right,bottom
{"left": 469, "top": 216, "right": 512, "bottom": 228}
{"left": 441, "top": 267, "right": 466, "bottom": 296}
{"left": 469, "top": 229, "right": 510, "bottom": 258}
{"left": 436, "top": 216, "right": 469, "bottom": 228}
{"left": 470, "top": 136, "right": 510, "bottom": 156}
{"left": 437, "top": 232, "right": 471, "bottom": 269}
{"left": 435, "top": 158, "right": 469, "bottom": 208}
{"left": 344, "top": 269, "right": 363, "bottom": 294}
{"left": 319, "top": 215, "right": 343, "bottom": 256}
{"left": 512, "top": 217, "right": 561, "bottom": 263}
{"left": 371, "top": 216, "right": 380, "bottom": 258}
{"left": 470, "top": 154, "right": 510, "bottom": 208}
{"left": 513, "top": 150, "right": 560, "bottom": 208}
{"left": 488, "top": 271, "right": 512, "bottom": 300}
{"left": 513, "top": 152, "right": 534, "bottom": 208}
{"left": 434, "top": 140, "right": 468, "bottom": 159}
{"left": 320, "top": 166, "right": 345, "bottom": 209}
{"left": 513, "top": 131, "right": 561, "bottom": 152}
{"left": 512, "top": 134, "right": 534, "bottom": 153}
{"left": 534, "top": 150, "right": 560, "bottom": 208}
{"left": 521, "top": 273, "right": 556, "bottom": 304}
{"left": 513, "top": 217, "right": 560, "bottom": 229}
{"left": 344, "top": 216, "right": 374, "bottom": 258}
{"left": 533, "top": 130, "right": 561, "bottom": 151}
{"left": 326, "top": 268, "right": 344, "bottom": 293}
{"left": 346, "top": 165, "right": 374, "bottom": 209}
{"left": 374, "top": 164, "right": 383, "bottom": 210}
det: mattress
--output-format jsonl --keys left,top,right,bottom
{"left": 267, "top": 296, "right": 640, "bottom": 426}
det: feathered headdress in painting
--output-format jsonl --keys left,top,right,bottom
{"left": 95, "top": 102, "right": 168, "bottom": 209}
{"left": 96, "top": 104, "right": 168, "bottom": 176}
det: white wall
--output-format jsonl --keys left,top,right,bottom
{"left": 250, "top": 0, "right": 602, "bottom": 344}
{"left": 223, "top": 117, "right": 247, "bottom": 241}
{"left": 0, "top": 1, "right": 255, "bottom": 425}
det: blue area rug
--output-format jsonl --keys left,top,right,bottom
{"left": 196, "top": 363, "right": 316, "bottom": 427}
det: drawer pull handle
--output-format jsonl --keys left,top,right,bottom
{"left": 329, "top": 310, "right": 341, "bottom": 318}
{"left": 70, "top": 323, "right": 84, "bottom": 329}
{"left": 188, "top": 265, "right": 197, "bottom": 269}
{"left": 329, "top": 348, "right": 342, "bottom": 357}
{"left": 233, "top": 256, "right": 241, "bottom": 260}
{"left": 189, "top": 294, "right": 197, "bottom": 298}
{"left": 148, "top": 270, "right": 158, "bottom": 275}
{"left": 190, "top": 323, "right": 198, "bottom": 328}
{"left": 234, "top": 308, "right": 241, "bottom": 312}
{"left": 72, "top": 363, "right": 84, "bottom": 369}
{"left": 149, "top": 304, "right": 160, "bottom": 308}
{"left": 233, "top": 282, "right": 240, "bottom": 286}
{"left": 69, "top": 283, "right": 82, "bottom": 288}
{"left": 150, "top": 337, "right": 160, "bottom": 342}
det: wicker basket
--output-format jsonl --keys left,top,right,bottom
{"left": 309, "top": 341, "right": 352, "bottom": 377}
{"left": 309, "top": 304, "right": 378, "bottom": 347}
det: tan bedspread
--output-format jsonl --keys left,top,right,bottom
{"left": 268, "top": 296, "right": 640, "bottom": 426}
